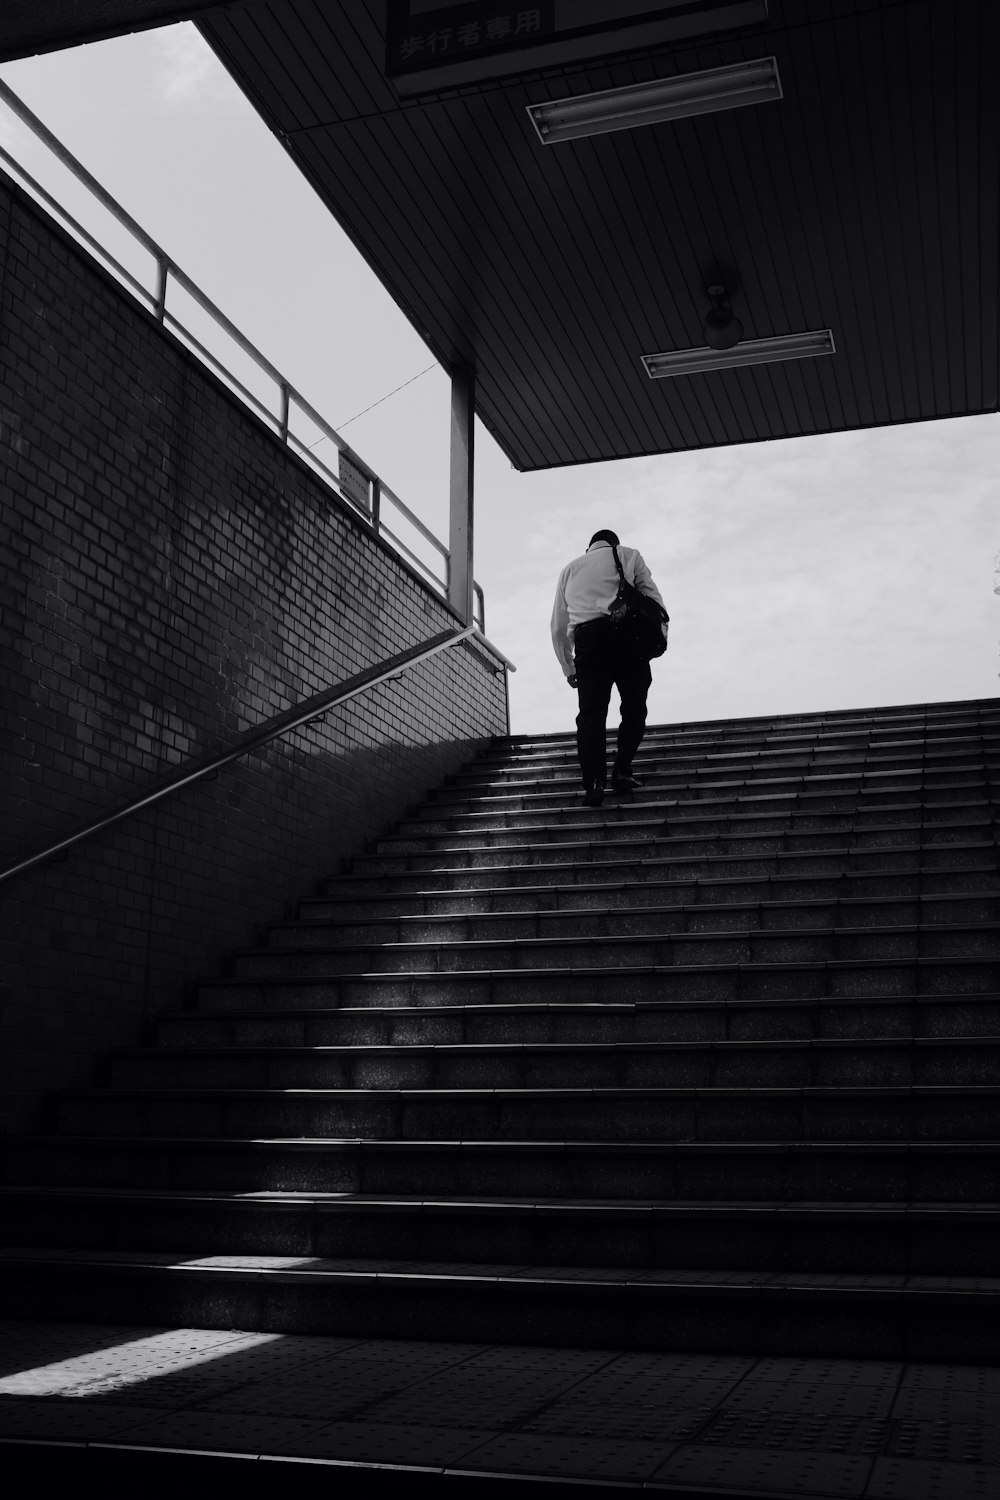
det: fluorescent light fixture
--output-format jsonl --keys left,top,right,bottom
{"left": 642, "top": 329, "right": 835, "bottom": 379}
{"left": 527, "top": 58, "right": 781, "bottom": 144}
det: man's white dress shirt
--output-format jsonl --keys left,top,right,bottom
{"left": 550, "top": 540, "right": 666, "bottom": 678}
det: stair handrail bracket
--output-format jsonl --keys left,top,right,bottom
{"left": 0, "top": 625, "right": 487, "bottom": 889}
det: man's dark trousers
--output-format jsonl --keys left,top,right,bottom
{"left": 573, "top": 619, "right": 651, "bottom": 788}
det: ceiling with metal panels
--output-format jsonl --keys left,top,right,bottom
{"left": 5, "top": 2, "right": 997, "bottom": 472}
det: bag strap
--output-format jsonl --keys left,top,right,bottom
{"left": 611, "top": 544, "right": 627, "bottom": 584}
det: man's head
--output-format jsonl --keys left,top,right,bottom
{"left": 588, "top": 529, "right": 620, "bottom": 548}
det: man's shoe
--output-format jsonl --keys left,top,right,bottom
{"left": 611, "top": 770, "right": 642, "bottom": 792}
{"left": 582, "top": 784, "right": 605, "bottom": 807}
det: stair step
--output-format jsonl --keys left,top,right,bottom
{"left": 104, "top": 1038, "right": 1000, "bottom": 1092}
{"left": 372, "top": 814, "right": 1000, "bottom": 858}
{"left": 406, "top": 793, "right": 1000, "bottom": 833}
{"left": 199, "top": 956, "right": 1000, "bottom": 1012}
{"left": 305, "top": 867, "right": 1000, "bottom": 921}
{"left": 432, "top": 768, "right": 1000, "bottom": 808}
{"left": 52, "top": 1083, "right": 1000, "bottom": 1141}
{"left": 4, "top": 1187, "right": 1000, "bottom": 1274}
{"left": 3, "top": 1248, "right": 999, "bottom": 1362}
{"left": 356, "top": 828, "right": 999, "bottom": 876}
{"left": 155, "top": 993, "right": 1000, "bottom": 1049}
{"left": 7, "top": 1136, "right": 998, "bottom": 1201}
{"left": 470, "top": 742, "right": 1000, "bottom": 781}
{"left": 320, "top": 843, "right": 1000, "bottom": 896}
{"left": 274, "top": 895, "right": 1000, "bottom": 947}
{"left": 232, "top": 925, "right": 1000, "bottom": 980}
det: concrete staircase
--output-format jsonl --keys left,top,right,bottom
{"left": 3, "top": 697, "right": 1000, "bottom": 1362}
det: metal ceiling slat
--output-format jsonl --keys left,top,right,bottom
{"left": 942, "top": 0, "right": 998, "bottom": 416}
{"left": 970, "top": 3, "right": 1000, "bottom": 410}
{"left": 459, "top": 88, "right": 655, "bottom": 459}
{"left": 919, "top": 1, "right": 962, "bottom": 419}
{"left": 825, "top": 10, "right": 898, "bottom": 428}
{"left": 498, "top": 93, "right": 700, "bottom": 456}
{"left": 756, "top": 30, "right": 850, "bottom": 437}
{"left": 781, "top": 19, "right": 868, "bottom": 432}
{"left": 283, "top": 0, "right": 397, "bottom": 124}
{"left": 869, "top": 3, "right": 937, "bottom": 421}
{"left": 423, "top": 96, "right": 632, "bottom": 461}
{"left": 802, "top": 14, "right": 884, "bottom": 430}
{"left": 852, "top": 4, "right": 922, "bottom": 422}
{"left": 900, "top": 1, "right": 957, "bottom": 422}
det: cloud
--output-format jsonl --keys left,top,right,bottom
{"left": 155, "top": 24, "right": 234, "bottom": 108}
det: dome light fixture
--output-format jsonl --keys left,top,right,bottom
{"left": 703, "top": 284, "right": 743, "bottom": 350}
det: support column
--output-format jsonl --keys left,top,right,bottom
{"left": 448, "top": 364, "right": 475, "bottom": 624}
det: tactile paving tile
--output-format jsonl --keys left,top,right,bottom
{"left": 102, "top": 1410, "right": 329, "bottom": 1453}
{"left": 567, "top": 1371, "right": 744, "bottom": 1409}
{"left": 204, "top": 1374, "right": 418, "bottom": 1417}
{"left": 650, "top": 1444, "right": 873, "bottom": 1496}
{"left": 886, "top": 1421, "right": 1000, "bottom": 1464}
{"left": 362, "top": 1390, "right": 545, "bottom": 1430}
{"left": 458, "top": 1346, "right": 614, "bottom": 1377}
{"left": 723, "top": 1377, "right": 896, "bottom": 1417}
{"left": 898, "top": 1365, "right": 1000, "bottom": 1394}
{"left": 455, "top": 1429, "right": 677, "bottom": 1480}
{"left": 747, "top": 1357, "right": 903, "bottom": 1389}
{"left": 268, "top": 1420, "right": 499, "bottom": 1465}
{"left": 0, "top": 1396, "right": 163, "bottom": 1441}
{"left": 599, "top": 1351, "right": 757, "bottom": 1383}
{"left": 890, "top": 1388, "right": 1000, "bottom": 1424}
{"left": 697, "top": 1410, "right": 893, "bottom": 1455}
{"left": 525, "top": 1400, "right": 715, "bottom": 1442}
{"left": 866, "top": 1456, "right": 1000, "bottom": 1498}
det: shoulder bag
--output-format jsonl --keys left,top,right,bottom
{"left": 608, "top": 545, "right": 670, "bottom": 659}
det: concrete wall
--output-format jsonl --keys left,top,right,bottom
{"left": 0, "top": 170, "right": 509, "bottom": 1132}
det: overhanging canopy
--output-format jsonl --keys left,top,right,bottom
{"left": 4, "top": 1, "right": 997, "bottom": 471}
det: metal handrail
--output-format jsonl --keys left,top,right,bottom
{"left": 0, "top": 626, "right": 480, "bottom": 888}
{"left": 0, "top": 80, "right": 485, "bottom": 630}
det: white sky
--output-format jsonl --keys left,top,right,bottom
{"left": 2, "top": 23, "right": 998, "bottom": 735}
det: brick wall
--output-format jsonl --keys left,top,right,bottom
{"left": 0, "top": 171, "right": 509, "bottom": 1132}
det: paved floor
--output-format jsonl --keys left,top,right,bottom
{"left": 1, "top": 1317, "right": 999, "bottom": 1497}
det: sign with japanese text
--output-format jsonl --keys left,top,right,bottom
{"left": 388, "top": 3, "right": 553, "bottom": 75}
{"left": 386, "top": 2, "right": 767, "bottom": 92}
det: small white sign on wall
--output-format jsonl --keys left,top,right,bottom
{"left": 339, "top": 452, "right": 371, "bottom": 515}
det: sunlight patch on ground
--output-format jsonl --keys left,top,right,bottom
{"left": 0, "top": 1327, "right": 283, "bottom": 1396}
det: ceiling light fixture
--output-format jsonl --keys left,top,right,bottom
{"left": 702, "top": 284, "right": 743, "bottom": 350}
{"left": 642, "top": 329, "right": 836, "bottom": 379}
{"left": 527, "top": 58, "right": 782, "bottom": 145}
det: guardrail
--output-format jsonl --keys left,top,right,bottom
{"left": 0, "top": 79, "right": 484, "bottom": 630}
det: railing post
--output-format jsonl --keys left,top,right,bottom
{"left": 448, "top": 363, "right": 475, "bottom": 624}
{"left": 371, "top": 477, "right": 381, "bottom": 534}
{"left": 279, "top": 382, "right": 291, "bottom": 442}
{"left": 154, "top": 257, "right": 168, "bottom": 322}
